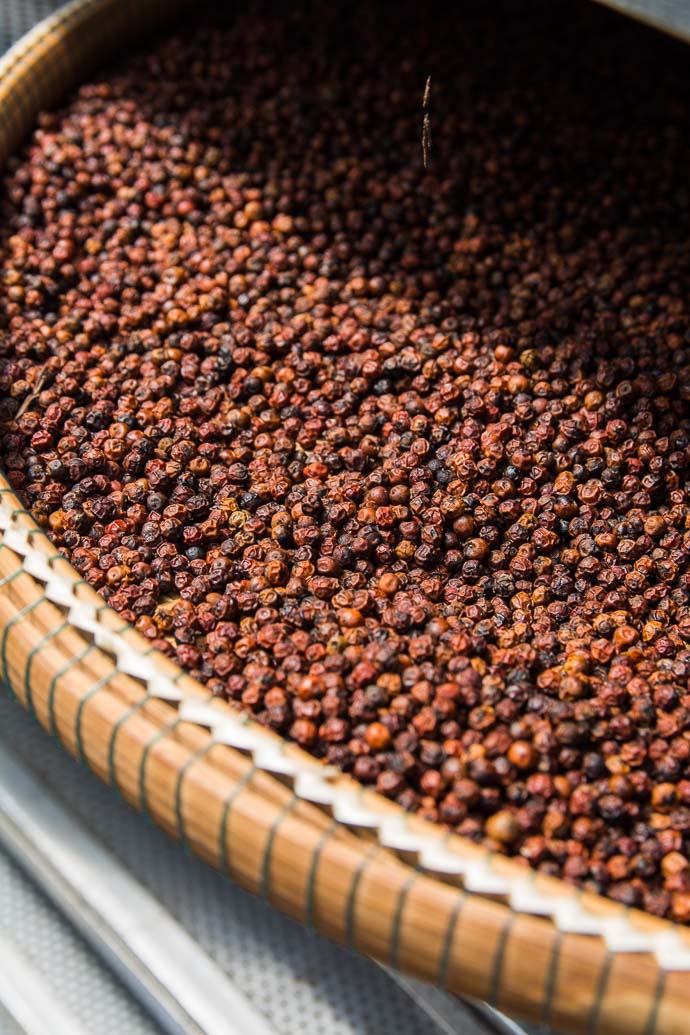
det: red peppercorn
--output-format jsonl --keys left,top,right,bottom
{"left": 364, "top": 722, "right": 392, "bottom": 751}
{"left": 4, "top": 0, "right": 690, "bottom": 924}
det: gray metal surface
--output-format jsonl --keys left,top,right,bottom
{"left": 0, "top": 1003, "right": 27, "bottom": 1035}
{"left": 0, "top": 931, "right": 93, "bottom": 1035}
{"left": 0, "top": 743, "right": 277, "bottom": 1035}
{"left": 0, "top": 844, "right": 160, "bottom": 1035}
{"left": 0, "top": 0, "right": 62, "bottom": 53}
{"left": 593, "top": 0, "right": 690, "bottom": 42}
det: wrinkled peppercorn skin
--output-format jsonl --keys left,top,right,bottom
{"left": 2, "top": 0, "right": 690, "bottom": 922}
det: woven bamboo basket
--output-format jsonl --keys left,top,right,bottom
{"left": 1, "top": 3, "right": 690, "bottom": 1033}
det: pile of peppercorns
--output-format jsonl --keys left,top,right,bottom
{"left": 2, "top": 0, "right": 690, "bottom": 920}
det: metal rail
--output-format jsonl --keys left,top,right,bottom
{"left": 0, "top": 930, "right": 94, "bottom": 1035}
{"left": 384, "top": 970, "right": 531, "bottom": 1035}
{"left": 0, "top": 740, "right": 278, "bottom": 1035}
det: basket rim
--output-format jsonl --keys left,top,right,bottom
{"left": 1, "top": 3, "right": 689, "bottom": 1031}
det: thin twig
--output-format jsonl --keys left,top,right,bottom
{"left": 422, "top": 113, "right": 432, "bottom": 169}
{"left": 422, "top": 76, "right": 432, "bottom": 169}
{"left": 423, "top": 75, "right": 431, "bottom": 111}
{"left": 15, "top": 368, "right": 49, "bottom": 419}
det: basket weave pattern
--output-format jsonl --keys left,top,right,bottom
{"left": 1, "top": 5, "right": 689, "bottom": 1033}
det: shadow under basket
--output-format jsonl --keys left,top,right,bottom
{"left": 1, "top": 3, "right": 689, "bottom": 1033}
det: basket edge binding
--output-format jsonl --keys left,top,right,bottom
{"left": 0, "top": 4, "right": 688, "bottom": 1034}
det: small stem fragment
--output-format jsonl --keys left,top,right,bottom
{"left": 422, "top": 76, "right": 432, "bottom": 168}
{"left": 15, "top": 368, "right": 49, "bottom": 419}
